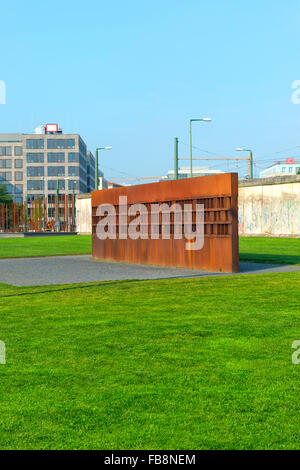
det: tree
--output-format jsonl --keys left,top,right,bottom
{"left": 0, "top": 184, "right": 13, "bottom": 204}
{"left": 297, "top": 168, "right": 300, "bottom": 175}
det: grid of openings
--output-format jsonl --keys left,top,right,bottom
{"left": 92, "top": 195, "right": 233, "bottom": 238}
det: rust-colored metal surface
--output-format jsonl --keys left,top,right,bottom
{"left": 92, "top": 173, "right": 239, "bottom": 273}
{"left": 0, "top": 195, "right": 76, "bottom": 233}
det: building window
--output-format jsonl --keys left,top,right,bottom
{"left": 27, "top": 180, "right": 44, "bottom": 191}
{"left": 14, "top": 159, "right": 23, "bottom": 168}
{"left": 14, "top": 146, "right": 23, "bottom": 156}
{"left": 0, "top": 146, "right": 12, "bottom": 156}
{"left": 15, "top": 172, "right": 23, "bottom": 181}
{"left": 27, "top": 153, "right": 44, "bottom": 163}
{"left": 0, "top": 172, "right": 12, "bottom": 182}
{"left": 48, "top": 139, "right": 63, "bottom": 149}
{"left": 27, "top": 167, "right": 44, "bottom": 177}
{"left": 47, "top": 139, "right": 75, "bottom": 149}
{"left": 79, "top": 167, "right": 86, "bottom": 179}
{"left": 48, "top": 180, "right": 65, "bottom": 190}
{"left": 79, "top": 181, "right": 86, "bottom": 192}
{"left": 79, "top": 154, "right": 87, "bottom": 168}
{"left": 282, "top": 167, "right": 286, "bottom": 173}
{"left": 68, "top": 152, "right": 79, "bottom": 162}
{"left": 68, "top": 180, "right": 78, "bottom": 190}
{"left": 27, "top": 194, "right": 44, "bottom": 201}
{"left": 14, "top": 196, "right": 23, "bottom": 204}
{"left": 15, "top": 184, "right": 23, "bottom": 194}
{"left": 0, "top": 158, "right": 12, "bottom": 168}
{"left": 47, "top": 152, "right": 65, "bottom": 163}
{"left": 26, "top": 139, "right": 44, "bottom": 149}
{"left": 68, "top": 166, "right": 79, "bottom": 177}
{"left": 79, "top": 138, "right": 86, "bottom": 154}
{"left": 47, "top": 166, "right": 65, "bottom": 177}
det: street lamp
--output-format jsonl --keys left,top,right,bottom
{"left": 189, "top": 118, "right": 212, "bottom": 177}
{"left": 55, "top": 179, "right": 59, "bottom": 230}
{"left": 236, "top": 148, "right": 253, "bottom": 179}
{"left": 95, "top": 147, "right": 112, "bottom": 190}
{"left": 64, "top": 176, "right": 76, "bottom": 230}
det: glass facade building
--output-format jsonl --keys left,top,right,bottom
{"left": 0, "top": 128, "right": 95, "bottom": 202}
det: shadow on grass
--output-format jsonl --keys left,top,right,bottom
{"left": 240, "top": 253, "right": 300, "bottom": 265}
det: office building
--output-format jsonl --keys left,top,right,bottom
{"left": 161, "top": 166, "right": 224, "bottom": 181}
{"left": 0, "top": 124, "right": 95, "bottom": 202}
{"left": 86, "top": 151, "right": 96, "bottom": 192}
{"left": 259, "top": 159, "right": 300, "bottom": 178}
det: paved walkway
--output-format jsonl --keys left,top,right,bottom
{"left": 0, "top": 255, "right": 299, "bottom": 287}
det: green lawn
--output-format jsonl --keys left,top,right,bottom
{"left": 0, "top": 272, "right": 300, "bottom": 449}
{"left": 0, "top": 235, "right": 300, "bottom": 265}
{"left": 0, "top": 235, "right": 92, "bottom": 258}
{"left": 239, "top": 236, "right": 300, "bottom": 265}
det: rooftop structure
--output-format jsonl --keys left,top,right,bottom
{"left": 259, "top": 159, "right": 300, "bottom": 178}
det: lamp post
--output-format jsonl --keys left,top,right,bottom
{"left": 189, "top": 118, "right": 212, "bottom": 178}
{"left": 174, "top": 137, "right": 179, "bottom": 180}
{"left": 236, "top": 148, "right": 254, "bottom": 179}
{"left": 55, "top": 179, "right": 59, "bottom": 231}
{"left": 72, "top": 186, "right": 75, "bottom": 229}
{"left": 64, "top": 176, "right": 76, "bottom": 231}
{"left": 95, "top": 147, "right": 112, "bottom": 190}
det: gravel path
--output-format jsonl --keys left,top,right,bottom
{"left": 0, "top": 255, "right": 299, "bottom": 287}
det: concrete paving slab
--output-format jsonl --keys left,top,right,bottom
{"left": 0, "top": 255, "right": 299, "bottom": 287}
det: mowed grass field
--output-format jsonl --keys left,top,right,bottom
{"left": 0, "top": 235, "right": 300, "bottom": 265}
{"left": 0, "top": 272, "right": 300, "bottom": 449}
{"left": 0, "top": 235, "right": 92, "bottom": 259}
{"left": 239, "top": 236, "right": 300, "bottom": 265}
{"left": 0, "top": 235, "right": 300, "bottom": 449}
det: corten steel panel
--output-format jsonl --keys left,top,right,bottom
{"left": 91, "top": 173, "right": 239, "bottom": 273}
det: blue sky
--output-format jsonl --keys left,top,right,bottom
{"left": 1, "top": 0, "right": 300, "bottom": 180}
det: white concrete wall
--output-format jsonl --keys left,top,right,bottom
{"left": 76, "top": 178, "right": 300, "bottom": 237}
{"left": 239, "top": 178, "right": 300, "bottom": 236}
{"left": 76, "top": 194, "right": 91, "bottom": 234}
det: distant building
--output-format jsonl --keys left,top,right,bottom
{"left": 98, "top": 171, "right": 109, "bottom": 190}
{"left": 86, "top": 151, "right": 95, "bottom": 192}
{"left": 161, "top": 166, "right": 224, "bottom": 181}
{"left": 0, "top": 124, "right": 95, "bottom": 202}
{"left": 107, "top": 181, "right": 123, "bottom": 189}
{"left": 260, "top": 159, "right": 300, "bottom": 178}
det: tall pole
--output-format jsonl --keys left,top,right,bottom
{"left": 73, "top": 189, "right": 75, "bottom": 229}
{"left": 236, "top": 148, "right": 254, "bottom": 180}
{"left": 95, "top": 148, "right": 99, "bottom": 190}
{"left": 189, "top": 118, "right": 212, "bottom": 178}
{"left": 174, "top": 137, "right": 179, "bottom": 180}
{"left": 189, "top": 121, "right": 193, "bottom": 178}
{"left": 56, "top": 179, "right": 59, "bottom": 230}
{"left": 95, "top": 146, "right": 111, "bottom": 190}
{"left": 249, "top": 151, "right": 253, "bottom": 179}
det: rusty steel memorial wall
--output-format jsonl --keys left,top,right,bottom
{"left": 92, "top": 173, "right": 239, "bottom": 273}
